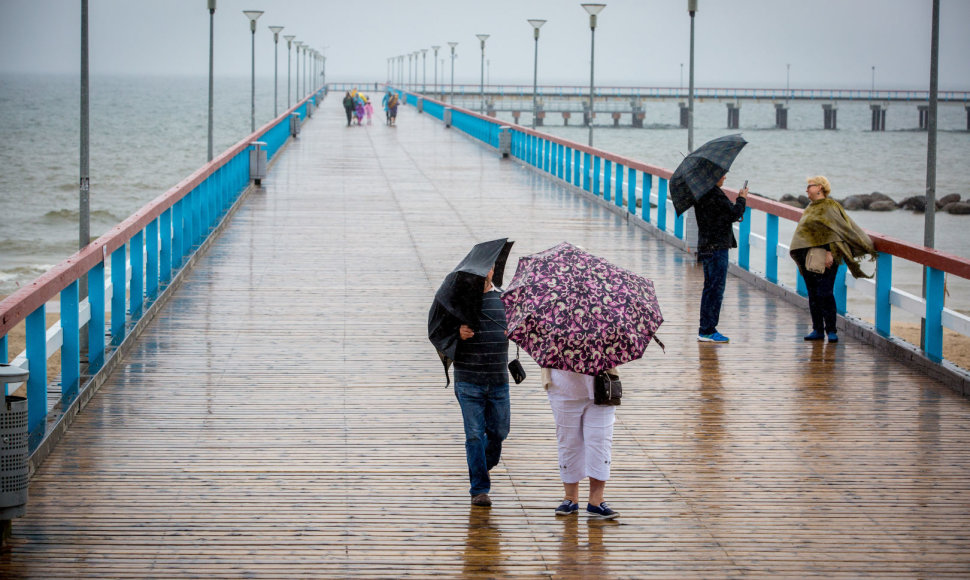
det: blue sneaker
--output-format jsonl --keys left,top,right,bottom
{"left": 586, "top": 502, "right": 619, "bottom": 520}
{"left": 697, "top": 332, "right": 730, "bottom": 343}
{"left": 804, "top": 330, "right": 824, "bottom": 341}
{"left": 827, "top": 332, "right": 839, "bottom": 343}
{"left": 555, "top": 500, "right": 579, "bottom": 516}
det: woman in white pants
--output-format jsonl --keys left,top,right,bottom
{"left": 544, "top": 368, "right": 619, "bottom": 519}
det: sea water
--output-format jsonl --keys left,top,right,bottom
{"left": 1, "top": 74, "right": 968, "bottom": 316}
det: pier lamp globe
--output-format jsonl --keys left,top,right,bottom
{"left": 581, "top": 4, "right": 605, "bottom": 147}
{"left": 448, "top": 42, "right": 458, "bottom": 103}
{"left": 476, "top": 34, "right": 490, "bottom": 115}
{"left": 284, "top": 35, "right": 295, "bottom": 107}
{"left": 528, "top": 19, "right": 547, "bottom": 130}
{"left": 243, "top": 10, "right": 264, "bottom": 133}
{"left": 269, "top": 26, "right": 284, "bottom": 117}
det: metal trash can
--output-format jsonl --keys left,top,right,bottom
{"left": 1, "top": 364, "right": 29, "bottom": 545}
{"left": 306, "top": 100, "right": 313, "bottom": 118}
{"left": 249, "top": 141, "right": 267, "bottom": 186}
{"left": 290, "top": 112, "right": 301, "bottom": 137}
{"left": 444, "top": 108, "right": 452, "bottom": 128}
{"left": 498, "top": 126, "right": 511, "bottom": 158}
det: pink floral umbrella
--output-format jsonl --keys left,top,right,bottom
{"left": 501, "top": 242, "right": 664, "bottom": 376}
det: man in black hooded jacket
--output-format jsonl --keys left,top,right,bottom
{"left": 693, "top": 175, "right": 748, "bottom": 343}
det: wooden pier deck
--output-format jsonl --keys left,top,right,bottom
{"left": 2, "top": 97, "right": 969, "bottom": 579}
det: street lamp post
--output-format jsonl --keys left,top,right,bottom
{"left": 269, "top": 26, "right": 284, "bottom": 117}
{"left": 80, "top": 0, "right": 90, "bottom": 254}
{"left": 207, "top": 0, "right": 216, "bottom": 162}
{"left": 786, "top": 63, "right": 790, "bottom": 101}
{"left": 295, "top": 42, "right": 303, "bottom": 100}
{"left": 871, "top": 65, "right": 876, "bottom": 98}
{"left": 422, "top": 48, "right": 428, "bottom": 92}
{"left": 476, "top": 34, "right": 489, "bottom": 114}
{"left": 243, "top": 10, "right": 263, "bottom": 133}
{"left": 432, "top": 45, "right": 440, "bottom": 98}
{"left": 284, "top": 35, "right": 295, "bottom": 108}
{"left": 581, "top": 4, "right": 605, "bottom": 147}
{"left": 687, "top": 0, "right": 697, "bottom": 152}
{"left": 528, "top": 19, "right": 546, "bottom": 129}
{"left": 408, "top": 53, "right": 413, "bottom": 88}
{"left": 448, "top": 42, "right": 458, "bottom": 103}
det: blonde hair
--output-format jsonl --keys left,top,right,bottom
{"left": 807, "top": 175, "right": 831, "bottom": 196}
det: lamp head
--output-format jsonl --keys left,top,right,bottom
{"left": 476, "top": 33, "right": 490, "bottom": 49}
{"left": 528, "top": 19, "right": 546, "bottom": 39}
{"left": 582, "top": 3, "right": 605, "bottom": 28}
{"left": 432, "top": 45, "right": 441, "bottom": 53}
{"left": 268, "top": 25, "right": 284, "bottom": 41}
{"left": 243, "top": 10, "right": 263, "bottom": 32}
{"left": 687, "top": 0, "right": 698, "bottom": 14}
{"left": 448, "top": 41, "right": 458, "bottom": 53}
{"left": 207, "top": 0, "right": 216, "bottom": 12}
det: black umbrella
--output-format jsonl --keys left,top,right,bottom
{"left": 670, "top": 134, "right": 748, "bottom": 216}
{"left": 428, "top": 238, "right": 514, "bottom": 385}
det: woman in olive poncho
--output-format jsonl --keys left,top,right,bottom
{"left": 789, "top": 176, "right": 876, "bottom": 343}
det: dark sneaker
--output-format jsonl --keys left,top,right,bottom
{"left": 586, "top": 502, "right": 619, "bottom": 520}
{"left": 697, "top": 331, "right": 729, "bottom": 343}
{"left": 555, "top": 500, "right": 579, "bottom": 516}
{"left": 471, "top": 493, "right": 492, "bottom": 507}
{"left": 804, "top": 330, "right": 824, "bottom": 341}
{"left": 827, "top": 332, "right": 839, "bottom": 343}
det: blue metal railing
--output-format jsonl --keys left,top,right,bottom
{"left": 0, "top": 88, "right": 326, "bottom": 453}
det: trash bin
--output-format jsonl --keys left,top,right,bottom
{"left": 444, "top": 108, "right": 452, "bottom": 128}
{"left": 290, "top": 112, "right": 301, "bottom": 137}
{"left": 249, "top": 141, "right": 267, "bottom": 186}
{"left": 498, "top": 126, "right": 511, "bottom": 158}
{"left": 1, "top": 364, "right": 29, "bottom": 545}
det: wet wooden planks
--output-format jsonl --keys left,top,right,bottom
{"left": 2, "top": 98, "right": 970, "bottom": 579}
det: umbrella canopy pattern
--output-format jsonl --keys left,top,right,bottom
{"left": 670, "top": 133, "right": 748, "bottom": 216}
{"left": 501, "top": 242, "right": 663, "bottom": 376}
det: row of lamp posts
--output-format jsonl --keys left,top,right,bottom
{"left": 207, "top": 3, "right": 326, "bottom": 161}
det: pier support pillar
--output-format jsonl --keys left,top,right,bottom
{"left": 535, "top": 110, "right": 545, "bottom": 127}
{"left": 726, "top": 102, "right": 740, "bottom": 129}
{"left": 582, "top": 104, "right": 594, "bottom": 127}
{"left": 612, "top": 112, "right": 622, "bottom": 127}
{"left": 966, "top": 105, "right": 970, "bottom": 131}
{"left": 823, "top": 104, "right": 838, "bottom": 130}
{"left": 775, "top": 103, "right": 788, "bottom": 129}
{"left": 631, "top": 99, "right": 644, "bottom": 128}
{"left": 633, "top": 111, "right": 645, "bottom": 128}
{"left": 562, "top": 111, "right": 571, "bottom": 126}
{"left": 512, "top": 111, "right": 521, "bottom": 124}
{"left": 918, "top": 105, "right": 929, "bottom": 130}
{"left": 679, "top": 102, "right": 689, "bottom": 128}
{"left": 870, "top": 103, "right": 886, "bottom": 131}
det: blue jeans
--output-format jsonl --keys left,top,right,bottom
{"left": 699, "top": 249, "right": 729, "bottom": 335}
{"left": 454, "top": 381, "right": 510, "bottom": 496}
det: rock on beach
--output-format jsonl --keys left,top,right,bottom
{"left": 771, "top": 191, "right": 969, "bottom": 215}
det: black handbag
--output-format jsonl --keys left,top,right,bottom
{"left": 593, "top": 371, "right": 621, "bottom": 406}
{"left": 508, "top": 346, "right": 526, "bottom": 384}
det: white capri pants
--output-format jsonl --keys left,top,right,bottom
{"left": 546, "top": 370, "right": 616, "bottom": 484}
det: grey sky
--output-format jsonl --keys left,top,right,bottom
{"left": 1, "top": 0, "right": 968, "bottom": 90}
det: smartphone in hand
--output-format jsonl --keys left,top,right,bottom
{"left": 742, "top": 179, "right": 748, "bottom": 190}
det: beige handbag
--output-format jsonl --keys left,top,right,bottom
{"left": 805, "top": 247, "right": 828, "bottom": 274}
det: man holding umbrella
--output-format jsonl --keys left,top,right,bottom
{"left": 694, "top": 175, "right": 748, "bottom": 343}
{"left": 669, "top": 134, "right": 749, "bottom": 344}
{"left": 428, "top": 239, "right": 514, "bottom": 508}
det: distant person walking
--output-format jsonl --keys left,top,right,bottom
{"left": 342, "top": 92, "right": 354, "bottom": 127}
{"left": 387, "top": 92, "right": 399, "bottom": 126}
{"left": 790, "top": 176, "right": 875, "bottom": 342}
{"left": 694, "top": 174, "right": 748, "bottom": 343}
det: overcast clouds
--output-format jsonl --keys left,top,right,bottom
{"left": 0, "top": 0, "right": 968, "bottom": 90}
